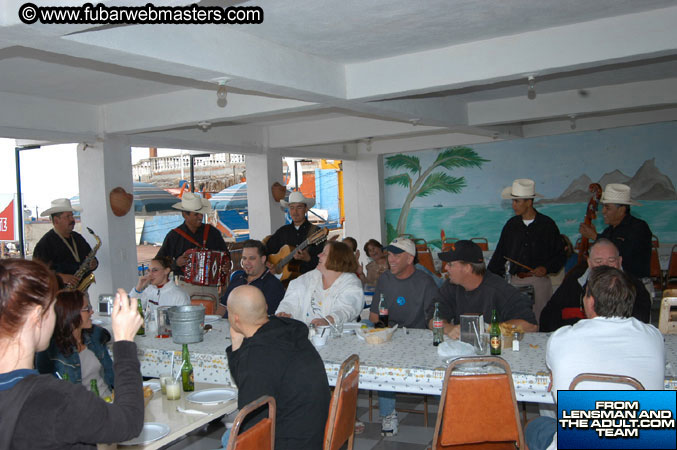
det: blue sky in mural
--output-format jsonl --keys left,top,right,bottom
{"left": 384, "top": 121, "right": 677, "bottom": 209}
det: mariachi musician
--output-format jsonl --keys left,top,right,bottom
{"left": 155, "top": 192, "right": 230, "bottom": 297}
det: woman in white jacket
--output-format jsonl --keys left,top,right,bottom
{"left": 130, "top": 256, "right": 190, "bottom": 314}
{"left": 276, "top": 241, "right": 363, "bottom": 327}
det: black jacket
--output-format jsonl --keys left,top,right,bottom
{"left": 227, "top": 317, "right": 330, "bottom": 450}
{"left": 265, "top": 220, "right": 322, "bottom": 274}
{"left": 598, "top": 213, "right": 652, "bottom": 279}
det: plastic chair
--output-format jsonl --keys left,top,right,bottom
{"left": 432, "top": 356, "right": 524, "bottom": 449}
{"left": 190, "top": 294, "right": 217, "bottom": 315}
{"left": 569, "top": 373, "right": 645, "bottom": 390}
{"left": 665, "top": 245, "right": 677, "bottom": 290}
{"left": 324, "top": 354, "right": 360, "bottom": 450}
{"left": 413, "top": 238, "right": 440, "bottom": 277}
{"left": 658, "top": 289, "right": 677, "bottom": 334}
{"left": 225, "top": 395, "right": 276, "bottom": 450}
{"left": 471, "top": 237, "right": 489, "bottom": 251}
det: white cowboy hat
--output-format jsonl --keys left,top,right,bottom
{"left": 600, "top": 183, "right": 641, "bottom": 206}
{"left": 500, "top": 178, "right": 543, "bottom": 199}
{"left": 280, "top": 191, "right": 315, "bottom": 209}
{"left": 41, "top": 198, "right": 82, "bottom": 216}
{"left": 172, "top": 192, "right": 212, "bottom": 214}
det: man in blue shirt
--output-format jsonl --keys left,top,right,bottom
{"left": 217, "top": 239, "right": 285, "bottom": 317}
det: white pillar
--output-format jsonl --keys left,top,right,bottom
{"left": 343, "top": 154, "right": 385, "bottom": 264}
{"left": 77, "top": 135, "right": 137, "bottom": 301}
{"left": 245, "top": 150, "right": 285, "bottom": 240}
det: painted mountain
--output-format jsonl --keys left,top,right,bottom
{"left": 539, "top": 158, "right": 677, "bottom": 204}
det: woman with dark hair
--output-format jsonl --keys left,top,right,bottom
{"left": 36, "top": 290, "right": 114, "bottom": 397}
{"left": 276, "top": 241, "right": 363, "bottom": 327}
{"left": 361, "top": 239, "right": 389, "bottom": 286}
{"left": 0, "top": 259, "right": 144, "bottom": 449}
{"left": 129, "top": 255, "right": 189, "bottom": 314}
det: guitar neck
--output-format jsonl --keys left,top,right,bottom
{"left": 276, "top": 239, "right": 311, "bottom": 270}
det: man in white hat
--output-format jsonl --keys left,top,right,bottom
{"left": 266, "top": 191, "right": 322, "bottom": 276}
{"left": 155, "top": 192, "right": 229, "bottom": 273}
{"left": 33, "top": 198, "right": 98, "bottom": 287}
{"left": 369, "top": 237, "right": 439, "bottom": 436}
{"left": 488, "top": 179, "right": 566, "bottom": 325}
{"left": 579, "top": 183, "right": 652, "bottom": 279}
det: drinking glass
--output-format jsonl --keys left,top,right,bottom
{"left": 166, "top": 379, "right": 181, "bottom": 400}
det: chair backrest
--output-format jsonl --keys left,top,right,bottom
{"left": 432, "top": 356, "right": 524, "bottom": 450}
{"left": 652, "top": 235, "right": 660, "bottom": 249}
{"left": 324, "top": 354, "right": 360, "bottom": 450}
{"left": 226, "top": 395, "right": 276, "bottom": 450}
{"left": 650, "top": 248, "right": 662, "bottom": 280}
{"left": 190, "top": 294, "right": 217, "bottom": 315}
{"left": 413, "top": 239, "right": 440, "bottom": 277}
{"left": 667, "top": 245, "right": 677, "bottom": 284}
{"left": 470, "top": 237, "right": 489, "bottom": 251}
{"left": 658, "top": 290, "right": 677, "bottom": 334}
{"left": 569, "top": 373, "right": 645, "bottom": 390}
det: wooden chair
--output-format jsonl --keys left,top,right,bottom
{"left": 324, "top": 354, "right": 360, "bottom": 450}
{"left": 665, "top": 245, "right": 677, "bottom": 290}
{"left": 432, "top": 356, "right": 524, "bottom": 450}
{"left": 471, "top": 237, "right": 489, "bottom": 251}
{"left": 658, "top": 289, "right": 677, "bottom": 334}
{"left": 569, "top": 373, "right": 645, "bottom": 390}
{"left": 190, "top": 294, "right": 217, "bottom": 315}
{"left": 225, "top": 395, "right": 276, "bottom": 450}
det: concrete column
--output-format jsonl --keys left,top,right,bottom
{"left": 343, "top": 154, "right": 385, "bottom": 266}
{"left": 245, "top": 150, "right": 285, "bottom": 240}
{"left": 77, "top": 135, "right": 136, "bottom": 301}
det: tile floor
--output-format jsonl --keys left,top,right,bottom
{"left": 163, "top": 391, "right": 542, "bottom": 450}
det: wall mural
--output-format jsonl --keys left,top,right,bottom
{"left": 384, "top": 121, "right": 677, "bottom": 249}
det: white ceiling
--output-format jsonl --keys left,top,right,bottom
{"left": 1, "top": 0, "right": 676, "bottom": 155}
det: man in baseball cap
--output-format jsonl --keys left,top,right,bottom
{"left": 429, "top": 240, "right": 537, "bottom": 339}
{"left": 369, "top": 237, "right": 438, "bottom": 436}
{"left": 579, "top": 183, "right": 652, "bottom": 280}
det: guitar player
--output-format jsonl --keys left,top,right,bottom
{"left": 266, "top": 192, "right": 323, "bottom": 278}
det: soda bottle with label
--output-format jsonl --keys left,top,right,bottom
{"left": 181, "top": 344, "right": 195, "bottom": 392}
{"left": 490, "top": 309, "right": 501, "bottom": 355}
{"left": 432, "top": 302, "right": 444, "bottom": 346}
{"left": 136, "top": 298, "right": 145, "bottom": 336}
{"left": 378, "top": 293, "right": 389, "bottom": 327}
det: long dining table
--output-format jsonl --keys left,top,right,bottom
{"left": 125, "top": 317, "right": 677, "bottom": 405}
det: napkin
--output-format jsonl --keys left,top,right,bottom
{"left": 177, "top": 406, "right": 209, "bottom": 416}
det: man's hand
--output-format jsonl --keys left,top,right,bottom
{"left": 266, "top": 261, "right": 279, "bottom": 274}
{"left": 445, "top": 323, "right": 461, "bottom": 340}
{"left": 230, "top": 326, "right": 245, "bottom": 351}
{"left": 276, "top": 312, "right": 292, "bottom": 318}
{"left": 89, "top": 257, "right": 99, "bottom": 271}
{"left": 58, "top": 273, "right": 78, "bottom": 287}
{"left": 532, "top": 266, "right": 547, "bottom": 277}
{"left": 293, "top": 248, "right": 311, "bottom": 262}
{"left": 579, "top": 223, "right": 597, "bottom": 240}
{"left": 176, "top": 250, "right": 191, "bottom": 267}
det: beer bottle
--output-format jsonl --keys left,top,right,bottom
{"left": 136, "top": 298, "right": 145, "bottom": 336}
{"left": 378, "top": 293, "right": 389, "bottom": 327}
{"left": 490, "top": 309, "right": 501, "bottom": 355}
{"left": 90, "top": 379, "right": 100, "bottom": 397}
{"left": 181, "top": 344, "right": 195, "bottom": 392}
{"left": 432, "top": 302, "right": 444, "bottom": 346}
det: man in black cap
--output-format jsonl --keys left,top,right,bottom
{"left": 429, "top": 240, "right": 537, "bottom": 339}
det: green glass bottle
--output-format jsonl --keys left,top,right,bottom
{"left": 490, "top": 309, "right": 501, "bottom": 355}
{"left": 62, "top": 372, "right": 70, "bottom": 382}
{"left": 90, "top": 379, "right": 100, "bottom": 397}
{"left": 181, "top": 344, "right": 194, "bottom": 392}
{"left": 136, "top": 298, "right": 145, "bottom": 336}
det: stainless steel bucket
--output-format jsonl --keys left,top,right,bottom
{"left": 168, "top": 305, "right": 205, "bottom": 344}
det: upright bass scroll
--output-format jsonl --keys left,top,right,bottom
{"left": 577, "top": 183, "right": 602, "bottom": 263}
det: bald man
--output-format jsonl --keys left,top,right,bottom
{"left": 225, "top": 285, "right": 330, "bottom": 450}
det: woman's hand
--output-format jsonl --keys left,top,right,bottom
{"left": 112, "top": 288, "right": 143, "bottom": 342}
{"left": 310, "top": 317, "right": 333, "bottom": 327}
{"left": 136, "top": 274, "right": 151, "bottom": 292}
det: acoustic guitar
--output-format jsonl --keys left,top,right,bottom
{"left": 267, "top": 228, "right": 329, "bottom": 281}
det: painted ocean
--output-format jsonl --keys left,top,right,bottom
{"left": 386, "top": 200, "right": 677, "bottom": 249}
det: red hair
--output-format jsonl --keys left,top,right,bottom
{"left": 0, "top": 259, "right": 58, "bottom": 340}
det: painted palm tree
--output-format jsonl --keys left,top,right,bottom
{"left": 386, "top": 146, "right": 489, "bottom": 236}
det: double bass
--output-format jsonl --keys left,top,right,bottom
{"left": 577, "top": 183, "right": 603, "bottom": 263}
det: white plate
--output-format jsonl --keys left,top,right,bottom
{"left": 204, "top": 315, "right": 221, "bottom": 324}
{"left": 143, "top": 381, "right": 161, "bottom": 392}
{"left": 119, "top": 422, "right": 170, "bottom": 446}
{"left": 186, "top": 388, "right": 237, "bottom": 405}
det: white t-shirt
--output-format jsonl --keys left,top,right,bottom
{"left": 546, "top": 316, "right": 665, "bottom": 402}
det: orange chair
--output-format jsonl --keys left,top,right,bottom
{"left": 190, "top": 294, "right": 217, "bottom": 315}
{"left": 665, "top": 245, "right": 677, "bottom": 290}
{"left": 413, "top": 238, "right": 440, "bottom": 277}
{"left": 324, "top": 354, "right": 360, "bottom": 450}
{"left": 432, "top": 356, "right": 524, "bottom": 450}
{"left": 471, "top": 237, "right": 489, "bottom": 251}
{"left": 225, "top": 395, "right": 276, "bottom": 450}
{"left": 650, "top": 248, "right": 664, "bottom": 291}
{"left": 569, "top": 373, "right": 645, "bottom": 390}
